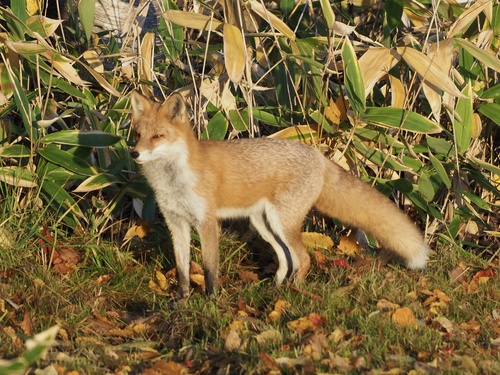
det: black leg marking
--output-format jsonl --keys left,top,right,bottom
{"left": 263, "top": 213, "right": 293, "bottom": 279}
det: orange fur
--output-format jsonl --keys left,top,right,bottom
{"left": 130, "top": 92, "right": 429, "bottom": 297}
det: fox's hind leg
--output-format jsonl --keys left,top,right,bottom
{"left": 249, "top": 212, "right": 294, "bottom": 284}
{"left": 250, "top": 206, "right": 310, "bottom": 284}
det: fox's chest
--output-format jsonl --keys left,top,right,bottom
{"left": 142, "top": 161, "right": 205, "bottom": 225}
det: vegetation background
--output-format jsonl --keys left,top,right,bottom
{"left": 0, "top": 0, "right": 499, "bottom": 373}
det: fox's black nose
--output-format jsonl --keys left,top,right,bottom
{"left": 130, "top": 150, "right": 140, "bottom": 159}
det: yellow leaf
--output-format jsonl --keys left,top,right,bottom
{"left": 26, "top": 0, "right": 40, "bottom": 15}
{"left": 223, "top": 24, "right": 245, "bottom": 84}
{"left": 448, "top": 0, "right": 492, "bottom": 38}
{"left": 301, "top": 232, "right": 333, "bottom": 250}
{"left": 247, "top": 0, "right": 295, "bottom": 40}
{"left": 337, "top": 235, "right": 361, "bottom": 256}
{"left": 139, "top": 32, "right": 155, "bottom": 96}
{"left": 162, "top": 10, "right": 223, "bottom": 31}
{"left": 359, "top": 47, "right": 398, "bottom": 98}
{"left": 388, "top": 74, "right": 405, "bottom": 109}
{"left": 83, "top": 49, "right": 104, "bottom": 74}
{"left": 267, "top": 125, "right": 319, "bottom": 143}
{"left": 156, "top": 270, "right": 168, "bottom": 291}
{"left": 396, "top": 46, "right": 465, "bottom": 98}
{"left": 391, "top": 307, "right": 417, "bottom": 328}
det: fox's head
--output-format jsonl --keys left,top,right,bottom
{"left": 130, "top": 92, "right": 190, "bottom": 164}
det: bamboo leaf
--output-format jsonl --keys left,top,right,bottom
{"left": 364, "top": 107, "right": 441, "bottom": 134}
{"left": 455, "top": 84, "right": 473, "bottom": 153}
{"left": 396, "top": 46, "right": 465, "bottom": 98}
{"left": 162, "top": 10, "right": 223, "bottom": 30}
{"left": 455, "top": 38, "right": 500, "bottom": 73}
{"left": 37, "top": 146, "right": 101, "bottom": 176}
{"left": 478, "top": 103, "right": 500, "bottom": 125}
{"left": 319, "top": 0, "right": 335, "bottom": 29}
{"left": 223, "top": 23, "right": 245, "bottom": 84}
{"left": 246, "top": 0, "right": 296, "bottom": 40}
{"left": 74, "top": 173, "right": 122, "bottom": 193}
{"left": 40, "top": 130, "right": 122, "bottom": 148}
{"left": 0, "top": 166, "right": 38, "bottom": 188}
{"left": 448, "top": 0, "right": 492, "bottom": 38}
{"left": 428, "top": 151, "right": 451, "bottom": 189}
{"left": 78, "top": 0, "right": 96, "bottom": 41}
{"left": 342, "top": 38, "right": 366, "bottom": 116}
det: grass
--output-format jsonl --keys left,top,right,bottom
{"left": 0, "top": 195, "right": 499, "bottom": 375}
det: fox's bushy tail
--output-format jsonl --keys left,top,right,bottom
{"left": 315, "top": 163, "right": 429, "bottom": 269}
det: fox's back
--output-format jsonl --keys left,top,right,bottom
{"left": 193, "top": 138, "right": 327, "bottom": 214}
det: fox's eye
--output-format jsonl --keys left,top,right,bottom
{"left": 135, "top": 132, "right": 141, "bottom": 141}
{"left": 153, "top": 134, "right": 163, "bottom": 139}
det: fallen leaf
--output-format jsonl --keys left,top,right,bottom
{"left": 190, "top": 261, "right": 204, "bottom": 275}
{"left": 17, "top": 305, "right": 33, "bottom": 335}
{"left": 434, "top": 316, "right": 454, "bottom": 334}
{"left": 302, "top": 232, "right": 334, "bottom": 249}
{"left": 459, "top": 316, "right": 481, "bottom": 333}
{"left": 328, "top": 352, "right": 353, "bottom": 372}
{"left": 392, "top": 307, "right": 417, "bottom": 328}
{"left": 377, "top": 298, "right": 401, "bottom": 312}
{"left": 156, "top": 270, "right": 168, "bottom": 290}
{"left": 225, "top": 329, "right": 242, "bottom": 351}
{"left": 337, "top": 235, "right": 361, "bottom": 256}
{"left": 238, "top": 270, "right": 259, "bottom": 283}
{"left": 268, "top": 299, "right": 291, "bottom": 322}
{"left": 142, "top": 360, "right": 188, "bottom": 375}
{"left": 259, "top": 351, "right": 281, "bottom": 371}
{"left": 287, "top": 313, "right": 325, "bottom": 334}
{"left": 255, "top": 329, "right": 282, "bottom": 344}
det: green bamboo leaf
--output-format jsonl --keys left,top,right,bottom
{"left": 26, "top": 16, "right": 63, "bottom": 38}
{"left": 455, "top": 38, "right": 500, "bottom": 73}
{"left": 481, "top": 85, "right": 500, "bottom": 100}
{"left": 250, "top": 108, "right": 292, "bottom": 127}
{"left": 228, "top": 110, "right": 249, "bottom": 131}
{"left": 223, "top": 23, "right": 245, "bottom": 84}
{"left": 41, "top": 179, "right": 84, "bottom": 228}
{"left": 78, "top": 0, "right": 96, "bottom": 41}
{"left": 201, "top": 111, "right": 228, "bottom": 140}
{"left": 74, "top": 173, "right": 122, "bottom": 193}
{"left": 40, "top": 130, "right": 122, "bottom": 148}
{"left": 0, "top": 145, "right": 31, "bottom": 158}
{"left": 159, "top": 0, "right": 184, "bottom": 61}
{"left": 319, "top": 0, "right": 335, "bottom": 29}
{"left": 353, "top": 139, "right": 408, "bottom": 171}
{"left": 428, "top": 150, "right": 451, "bottom": 189}
{"left": 418, "top": 173, "right": 436, "bottom": 202}
{"left": 0, "top": 166, "right": 38, "bottom": 188}
{"left": 38, "top": 146, "right": 101, "bottom": 176}
{"left": 426, "top": 136, "right": 454, "bottom": 158}
{"left": 342, "top": 38, "right": 366, "bottom": 116}
{"left": 455, "top": 84, "right": 473, "bottom": 153}
{"left": 364, "top": 107, "right": 441, "bottom": 133}
{"left": 478, "top": 103, "right": 500, "bottom": 126}
{"left": 0, "top": 7, "right": 25, "bottom": 39}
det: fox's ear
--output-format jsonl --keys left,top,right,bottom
{"left": 130, "top": 91, "right": 152, "bottom": 121}
{"left": 162, "top": 93, "right": 187, "bottom": 122}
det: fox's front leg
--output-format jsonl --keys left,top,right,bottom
{"left": 166, "top": 218, "right": 192, "bottom": 298}
{"left": 198, "top": 217, "right": 220, "bottom": 295}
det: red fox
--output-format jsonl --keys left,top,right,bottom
{"left": 130, "top": 92, "right": 429, "bottom": 297}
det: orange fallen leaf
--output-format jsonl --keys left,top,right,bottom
{"left": 337, "top": 234, "right": 361, "bottom": 256}
{"left": 259, "top": 351, "right": 281, "bottom": 371}
{"left": 238, "top": 270, "right": 259, "bottom": 283}
{"left": 391, "top": 307, "right": 417, "bottom": 328}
